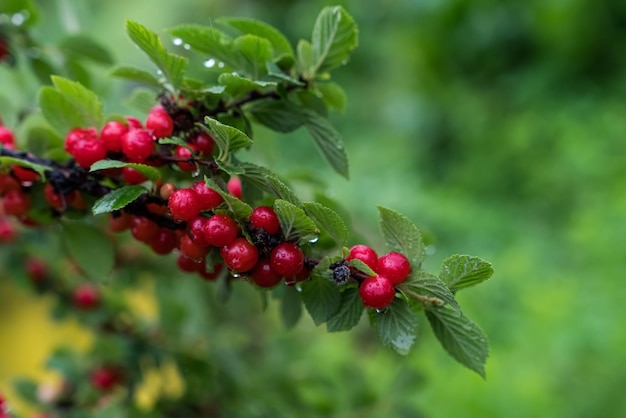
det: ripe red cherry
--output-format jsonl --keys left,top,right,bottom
{"left": 176, "top": 253, "right": 204, "bottom": 273}
{"left": 72, "top": 138, "right": 107, "bottom": 168}
{"left": 347, "top": 244, "right": 378, "bottom": 272}
{"left": 192, "top": 132, "right": 215, "bottom": 155}
{"left": 145, "top": 106, "right": 174, "bottom": 138}
{"left": 12, "top": 165, "right": 40, "bottom": 183}
{"left": 126, "top": 116, "right": 143, "bottom": 130}
{"left": 270, "top": 242, "right": 304, "bottom": 278}
{"left": 179, "top": 234, "right": 208, "bottom": 260}
{"left": 359, "top": 275, "right": 395, "bottom": 309}
{"left": 220, "top": 238, "right": 258, "bottom": 273}
{"left": 249, "top": 206, "right": 280, "bottom": 235}
{"left": 192, "top": 181, "right": 223, "bottom": 211}
{"left": 203, "top": 214, "right": 238, "bottom": 247}
{"left": 168, "top": 188, "right": 200, "bottom": 222}
{"left": 64, "top": 127, "right": 97, "bottom": 154}
{"left": 121, "top": 167, "right": 147, "bottom": 185}
{"left": 44, "top": 184, "right": 77, "bottom": 211}
{"left": 199, "top": 262, "right": 223, "bottom": 281}
{"left": 72, "top": 283, "right": 100, "bottom": 310}
{"left": 377, "top": 252, "right": 412, "bottom": 285}
{"left": 90, "top": 366, "right": 122, "bottom": 391}
{"left": 0, "top": 173, "right": 20, "bottom": 195}
{"left": 174, "top": 145, "right": 196, "bottom": 172}
{"left": 121, "top": 129, "right": 154, "bottom": 162}
{"left": 187, "top": 216, "right": 209, "bottom": 246}
{"left": 251, "top": 260, "right": 282, "bottom": 288}
{"left": 130, "top": 216, "right": 159, "bottom": 242}
{"left": 149, "top": 228, "right": 179, "bottom": 255}
{"left": 100, "top": 120, "right": 128, "bottom": 152}
{"left": 227, "top": 177, "right": 242, "bottom": 199}
{"left": 0, "top": 126, "right": 14, "bottom": 146}
{"left": 2, "top": 190, "right": 30, "bottom": 216}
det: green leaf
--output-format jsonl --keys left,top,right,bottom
{"left": 326, "top": 287, "right": 364, "bottom": 332}
{"left": 217, "top": 72, "right": 276, "bottom": 98}
{"left": 90, "top": 160, "right": 160, "bottom": 182}
{"left": 13, "top": 378, "right": 38, "bottom": 403}
{"left": 300, "top": 276, "right": 341, "bottom": 325}
{"left": 203, "top": 117, "right": 253, "bottom": 161}
{"left": 375, "top": 298, "right": 418, "bottom": 355}
{"left": 0, "top": 156, "right": 49, "bottom": 177}
{"left": 273, "top": 199, "right": 319, "bottom": 244}
{"left": 377, "top": 206, "right": 425, "bottom": 267}
{"left": 302, "top": 201, "right": 348, "bottom": 247}
{"left": 91, "top": 185, "right": 147, "bottom": 215}
{"left": 61, "top": 221, "right": 115, "bottom": 280}
{"left": 58, "top": 34, "right": 114, "bottom": 65}
{"left": 266, "top": 61, "right": 305, "bottom": 86}
{"left": 38, "top": 76, "right": 104, "bottom": 134}
{"left": 167, "top": 24, "right": 236, "bottom": 68}
{"left": 348, "top": 259, "right": 377, "bottom": 277}
{"left": 232, "top": 34, "right": 274, "bottom": 79}
{"left": 309, "top": 6, "right": 358, "bottom": 77}
{"left": 439, "top": 255, "right": 494, "bottom": 293}
{"left": 218, "top": 17, "right": 294, "bottom": 59}
{"left": 204, "top": 177, "right": 252, "bottom": 219}
{"left": 240, "top": 162, "right": 301, "bottom": 206}
{"left": 126, "top": 20, "right": 188, "bottom": 89}
{"left": 303, "top": 110, "right": 349, "bottom": 179}
{"left": 426, "top": 304, "right": 489, "bottom": 378}
{"left": 297, "top": 40, "right": 314, "bottom": 75}
{"left": 316, "top": 82, "right": 347, "bottom": 112}
{"left": 401, "top": 271, "right": 459, "bottom": 309}
{"left": 280, "top": 285, "right": 302, "bottom": 329}
{"left": 122, "top": 87, "right": 158, "bottom": 113}
{"left": 246, "top": 98, "right": 306, "bottom": 133}
{"left": 157, "top": 136, "right": 190, "bottom": 148}
{"left": 110, "top": 65, "right": 162, "bottom": 88}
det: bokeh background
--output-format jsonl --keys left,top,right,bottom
{"left": 2, "top": 0, "right": 626, "bottom": 416}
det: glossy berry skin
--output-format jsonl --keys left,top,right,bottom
{"left": 121, "top": 167, "right": 147, "bottom": 185}
{"left": 72, "top": 138, "right": 107, "bottom": 168}
{"left": 179, "top": 234, "right": 208, "bottom": 260}
{"left": 203, "top": 214, "right": 238, "bottom": 247}
{"left": 2, "top": 190, "right": 30, "bottom": 216}
{"left": 12, "top": 165, "right": 40, "bottom": 183}
{"left": 130, "top": 216, "right": 159, "bottom": 242}
{"left": 100, "top": 120, "right": 128, "bottom": 152}
{"left": 146, "top": 106, "right": 174, "bottom": 138}
{"left": 377, "top": 252, "right": 412, "bottom": 285}
{"left": 192, "top": 181, "right": 222, "bottom": 210}
{"left": 346, "top": 244, "right": 378, "bottom": 271}
{"left": 149, "top": 228, "right": 179, "bottom": 255}
{"left": 177, "top": 253, "right": 204, "bottom": 273}
{"left": 174, "top": 145, "right": 196, "bottom": 172}
{"left": 168, "top": 188, "right": 200, "bottom": 222}
{"left": 227, "top": 177, "right": 242, "bottom": 199}
{"left": 270, "top": 242, "right": 304, "bottom": 278}
{"left": 90, "top": 366, "right": 122, "bottom": 391}
{"left": 220, "top": 238, "right": 258, "bottom": 273}
{"left": 64, "top": 127, "right": 97, "bottom": 154}
{"left": 251, "top": 260, "right": 282, "bottom": 288}
{"left": 192, "top": 132, "right": 215, "bottom": 155}
{"left": 72, "top": 284, "right": 100, "bottom": 310}
{"left": 359, "top": 275, "right": 395, "bottom": 309}
{"left": 121, "top": 129, "right": 154, "bottom": 162}
{"left": 249, "top": 206, "right": 280, "bottom": 235}
{"left": 187, "top": 216, "right": 209, "bottom": 246}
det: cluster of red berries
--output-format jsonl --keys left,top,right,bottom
{"left": 346, "top": 244, "right": 412, "bottom": 309}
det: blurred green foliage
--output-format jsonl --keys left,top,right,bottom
{"left": 2, "top": 0, "right": 626, "bottom": 417}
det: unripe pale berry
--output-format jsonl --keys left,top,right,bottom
{"left": 270, "top": 242, "right": 304, "bottom": 278}
{"left": 377, "top": 252, "right": 412, "bottom": 285}
{"left": 359, "top": 275, "right": 395, "bottom": 309}
{"left": 227, "top": 177, "right": 242, "bottom": 199}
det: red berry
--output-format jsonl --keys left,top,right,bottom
{"left": 249, "top": 206, "right": 280, "bottom": 235}
{"left": 12, "top": 165, "right": 40, "bottom": 183}
{"left": 179, "top": 234, "right": 208, "bottom": 260}
{"left": 44, "top": 184, "right": 77, "bottom": 211}
{"left": 100, "top": 120, "right": 128, "bottom": 152}
{"left": 192, "top": 181, "right": 223, "bottom": 211}
{"left": 168, "top": 188, "right": 200, "bottom": 222}
{"left": 377, "top": 252, "right": 412, "bottom": 285}
{"left": 126, "top": 116, "right": 143, "bottom": 130}
{"left": 347, "top": 244, "right": 378, "bottom": 272}
{"left": 187, "top": 216, "right": 209, "bottom": 246}
{"left": 90, "top": 366, "right": 122, "bottom": 391}
{"left": 359, "top": 275, "right": 395, "bottom": 309}
{"left": 26, "top": 257, "right": 47, "bottom": 282}
{"left": 72, "top": 138, "right": 106, "bottom": 168}
{"left": 174, "top": 145, "right": 196, "bottom": 172}
{"left": 227, "top": 177, "right": 242, "bottom": 199}
{"left": 121, "top": 129, "right": 154, "bottom": 162}
{"left": 0, "top": 218, "right": 17, "bottom": 242}
{"left": 220, "top": 238, "right": 258, "bottom": 273}
{"left": 130, "top": 216, "right": 159, "bottom": 242}
{"left": 0, "top": 173, "right": 20, "bottom": 195}
{"left": 146, "top": 106, "right": 174, "bottom": 138}
{"left": 270, "top": 242, "right": 304, "bottom": 278}
{"left": 108, "top": 212, "right": 131, "bottom": 233}
{"left": 177, "top": 253, "right": 204, "bottom": 273}
{"left": 150, "top": 228, "right": 179, "bottom": 255}
{"left": 191, "top": 132, "right": 215, "bottom": 155}
{"left": 2, "top": 190, "right": 30, "bottom": 216}
{"left": 72, "top": 283, "right": 100, "bottom": 310}
{"left": 64, "top": 127, "right": 97, "bottom": 154}
{"left": 251, "top": 260, "right": 281, "bottom": 288}
{"left": 199, "top": 262, "right": 223, "bottom": 281}
{"left": 203, "top": 214, "right": 238, "bottom": 247}
{"left": 0, "top": 126, "right": 14, "bottom": 146}
{"left": 121, "top": 167, "right": 147, "bottom": 185}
